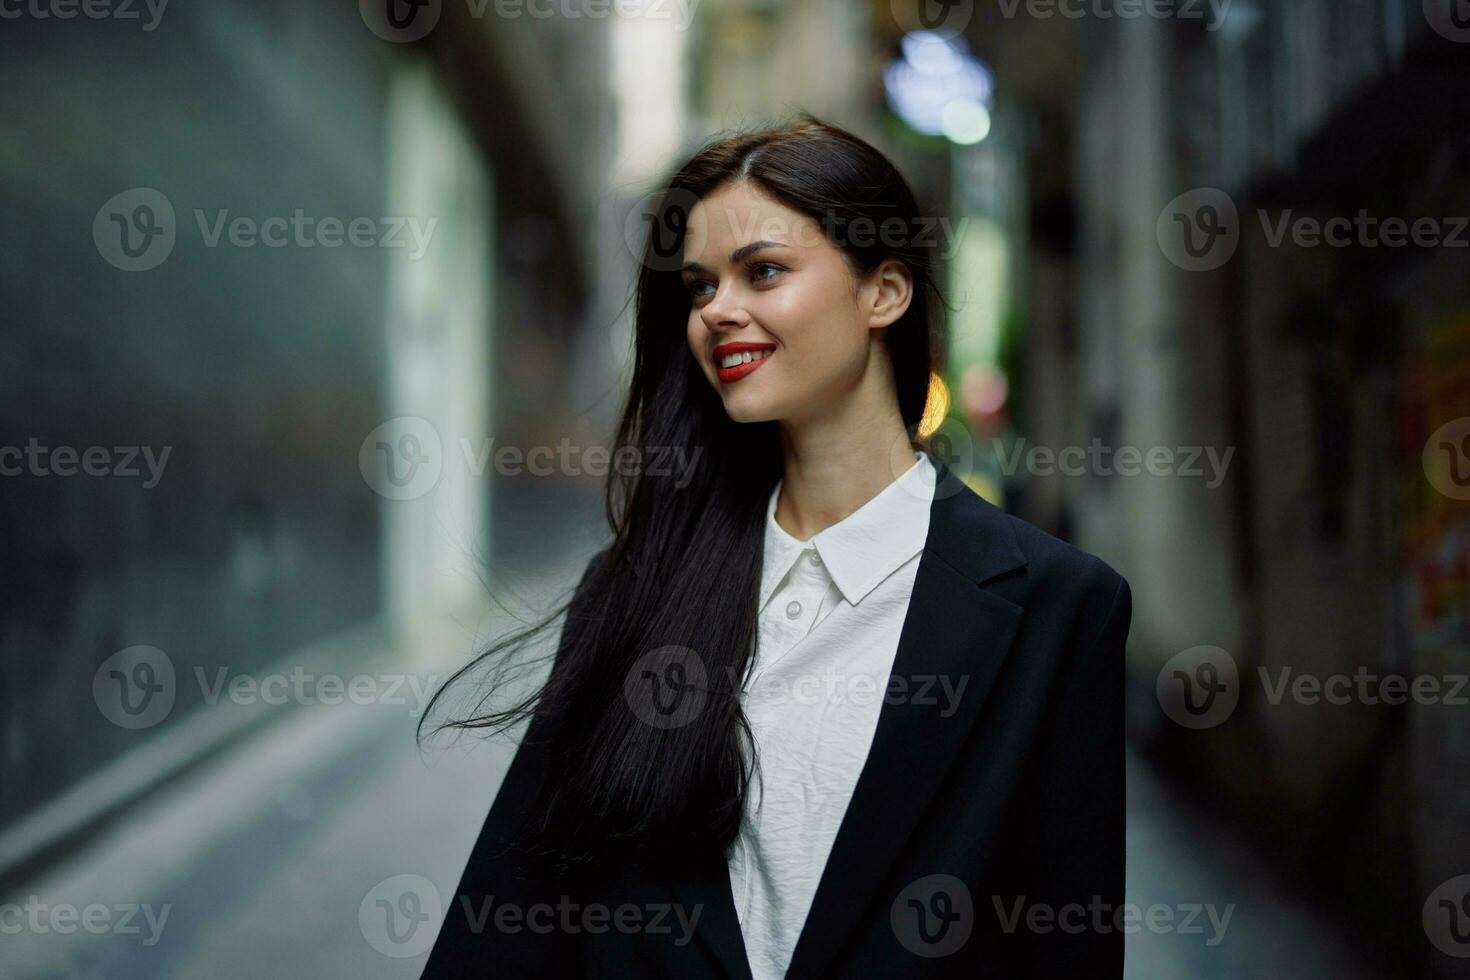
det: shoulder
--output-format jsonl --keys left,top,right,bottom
{"left": 1010, "top": 511, "right": 1124, "bottom": 586}
{"left": 987, "top": 505, "right": 1130, "bottom": 623}
{"left": 980, "top": 512, "right": 1133, "bottom": 690}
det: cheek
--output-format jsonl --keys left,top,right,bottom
{"left": 765, "top": 277, "right": 867, "bottom": 362}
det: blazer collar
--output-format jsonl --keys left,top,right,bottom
{"left": 664, "top": 454, "right": 1029, "bottom": 980}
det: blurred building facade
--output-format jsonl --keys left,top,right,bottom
{"left": 0, "top": 0, "right": 618, "bottom": 886}
{"left": 1003, "top": 3, "right": 1470, "bottom": 975}
{"left": 4, "top": 1, "right": 1468, "bottom": 976}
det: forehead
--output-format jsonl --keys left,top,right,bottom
{"left": 684, "top": 181, "right": 822, "bottom": 257}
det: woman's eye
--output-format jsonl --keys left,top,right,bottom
{"left": 750, "top": 262, "right": 781, "bottom": 283}
{"left": 686, "top": 280, "right": 714, "bottom": 301}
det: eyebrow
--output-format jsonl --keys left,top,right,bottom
{"left": 682, "top": 240, "right": 789, "bottom": 274}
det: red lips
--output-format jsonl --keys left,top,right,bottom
{"left": 713, "top": 342, "right": 776, "bottom": 383}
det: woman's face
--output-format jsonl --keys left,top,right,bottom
{"left": 681, "top": 180, "right": 910, "bottom": 426}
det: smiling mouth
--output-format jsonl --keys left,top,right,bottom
{"left": 715, "top": 347, "right": 774, "bottom": 383}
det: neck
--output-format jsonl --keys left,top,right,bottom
{"left": 774, "top": 395, "right": 919, "bottom": 542}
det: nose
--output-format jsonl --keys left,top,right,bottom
{"left": 699, "top": 281, "right": 750, "bottom": 332}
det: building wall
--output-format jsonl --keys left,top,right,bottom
{"left": 0, "top": 2, "right": 390, "bottom": 828}
{"left": 1061, "top": 3, "right": 1470, "bottom": 972}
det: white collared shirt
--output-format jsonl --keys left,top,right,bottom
{"left": 727, "top": 450, "right": 938, "bottom": 980}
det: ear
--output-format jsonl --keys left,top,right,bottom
{"left": 865, "top": 257, "right": 914, "bottom": 330}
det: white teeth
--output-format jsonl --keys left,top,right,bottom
{"left": 719, "top": 349, "right": 772, "bottom": 369}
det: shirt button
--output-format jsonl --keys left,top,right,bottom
{"left": 785, "top": 600, "right": 802, "bottom": 619}
{"left": 809, "top": 550, "right": 822, "bottom": 565}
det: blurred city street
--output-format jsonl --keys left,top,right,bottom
{"left": 4, "top": 0, "right": 1469, "bottom": 976}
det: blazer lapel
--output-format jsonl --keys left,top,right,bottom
{"left": 785, "top": 457, "right": 1027, "bottom": 979}
{"left": 663, "top": 843, "right": 756, "bottom": 980}
{"left": 664, "top": 457, "right": 1026, "bottom": 980}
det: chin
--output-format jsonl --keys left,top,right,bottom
{"left": 718, "top": 390, "right": 782, "bottom": 424}
{"left": 721, "top": 402, "right": 776, "bottom": 424}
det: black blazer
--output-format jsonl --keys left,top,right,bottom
{"left": 423, "top": 456, "right": 1132, "bottom": 979}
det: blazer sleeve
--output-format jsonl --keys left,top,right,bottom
{"left": 1008, "top": 562, "right": 1132, "bottom": 978}
{"left": 421, "top": 548, "right": 609, "bottom": 980}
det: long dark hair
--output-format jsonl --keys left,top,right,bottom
{"left": 419, "top": 114, "right": 945, "bottom": 871}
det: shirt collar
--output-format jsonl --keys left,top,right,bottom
{"left": 758, "top": 451, "right": 937, "bottom": 611}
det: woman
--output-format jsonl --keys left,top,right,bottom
{"left": 421, "top": 117, "right": 1131, "bottom": 979}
